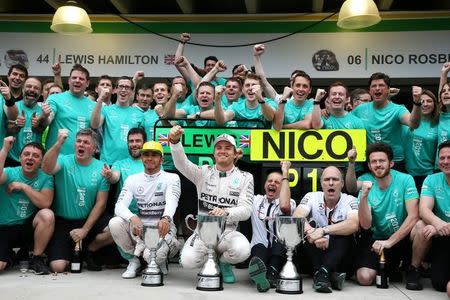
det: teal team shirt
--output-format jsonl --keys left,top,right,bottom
{"left": 437, "top": 112, "right": 450, "bottom": 167}
{"left": 352, "top": 101, "right": 409, "bottom": 161}
{"left": 176, "top": 94, "right": 195, "bottom": 110}
{"left": 358, "top": 170, "right": 418, "bottom": 239}
{"left": 9, "top": 101, "right": 43, "bottom": 162}
{"left": 0, "top": 167, "right": 54, "bottom": 226}
{"left": 283, "top": 99, "right": 314, "bottom": 125}
{"left": 404, "top": 120, "right": 438, "bottom": 176}
{"left": 228, "top": 98, "right": 277, "bottom": 128}
{"left": 421, "top": 172, "right": 450, "bottom": 222}
{"left": 221, "top": 95, "right": 246, "bottom": 110}
{"left": 143, "top": 109, "right": 159, "bottom": 141}
{"left": 112, "top": 157, "right": 144, "bottom": 214}
{"left": 321, "top": 113, "right": 364, "bottom": 129}
{"left": 100, "top": 105, "right": 144, "bottom": 165}
{"left": 53, "top": 155, "right": 109, "bottom": 220}
{"left": 183, "top": 105, "right": 218, "bottom": 127}
{"left": 46, "top": 91, "right": 96, "bottom": 154}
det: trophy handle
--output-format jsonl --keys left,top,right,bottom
{"left": 185, "top": 214, "right": 197, "bottom": 232}
{"left": 303, "top": 217, "right": 320, "bottom": 242}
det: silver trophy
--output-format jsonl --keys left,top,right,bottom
{"left": 275, "top": 216, "right": 306, "bottom": 294}
{"left": 185, "top": 214, "right": 226, "bottom": 291}
{"left": 141, "top": 225, "right": 163, "bottom": 287}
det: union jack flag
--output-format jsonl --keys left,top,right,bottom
{"left": 158, "top": 133, "right": 169, "bottom": 146}
{"left": 239, "top": 134, "right": 250, "bottom": 148}
{"left": 164, "top": 54, "right": 176, "bottom": 65}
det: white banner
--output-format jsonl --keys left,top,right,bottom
{"left": 0, "top": 31, "right": 449, "bottom": 78}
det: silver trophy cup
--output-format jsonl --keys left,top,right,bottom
{"left": 185, "top": 214, "right": 226, "bottom": 291}
{"left": 275, "top": 216, "right": 305, "bottom": 294}
{"left": 141, "top": 225, "right": 163, "bottom": 287}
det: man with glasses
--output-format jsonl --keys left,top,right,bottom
{"left": 248, "top": 161, "right": 296, "bottom": 292}
{"left": 90, "top": 76, "right": 144, "bottom": 166}
{"left": 293, "top": 166, "right": 359, "bottom": 293}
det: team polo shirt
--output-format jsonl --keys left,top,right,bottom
{"left": 357, "top": 170, "right": 418, "bottom": 239}
{"left": 421, "top": 172, "right": 450, "bottom": 222}
{"left": 321, "top": 113, "right": 364, "bottom": 129}
{"left": 352, "top": 101, "right": 409, "bottom": 161}
{"left": 282, "top": 99, "right": 314, "bottom": 125}
{"left": 46, "top": 91, "right": 95, "bottom": 154}
{"left": 100, "top": 105, "right": 144, "bottom": 165}
{"left": 404, "top": 119, "right": 438, "bottom": 176}
{"left": 9, "top": 100, "right": 43, "bottom": 162}
{"left": 228, "top": 98, "right": 277, "bottom": 128}
{"left": 0, "top": 167, "right": 54, "bottom": 226}
{"left": 52, "top": 155, "right": 109, "bottom": 220}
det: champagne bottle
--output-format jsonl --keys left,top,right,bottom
{"left": 71, "top": 240, "right": 82, "bottom": 273}
{"left": 376, "top": 249, "right": 388, "bottom": 288}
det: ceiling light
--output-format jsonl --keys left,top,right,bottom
{"left": 51, "top": 1, "right": 92, "bottom": 35}
{"left": 337, "top": 0, "right": 381, "bottom": 29}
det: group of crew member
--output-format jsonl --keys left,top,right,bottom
{"left": 0, "top": 33, "right": 448, "bottom": 297}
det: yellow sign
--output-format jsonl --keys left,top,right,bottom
{"left": 250, "top": 129, "right": 366, "bottom": 161}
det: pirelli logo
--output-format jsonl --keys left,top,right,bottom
{"left": 250, "top": 129, "right": 366, "bottom": 162}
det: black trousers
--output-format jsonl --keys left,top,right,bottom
{"left": 251, "top": 241, "right": 286, "bottom": 273}
{"left": 302, "top": 235, "right": 355, "bottom": 273}
{"left": 430, "top": 236, "right": 450, "bottom": 292}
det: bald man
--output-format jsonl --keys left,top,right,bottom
{"left": 293, "top": 166, "right": 359, "bottom": 293}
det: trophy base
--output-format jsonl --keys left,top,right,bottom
{"left": 196, "top": 274, "right": 223, "bottom": 291}
{"left": 141, "top": 273, "right": 164, "bottom": 287}
{"left": 276, "top": 278, "right": 303, "bottom": 294}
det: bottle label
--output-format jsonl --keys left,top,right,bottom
{"left": 71, "top": 262, "right": 81, "bottom": 271}
{"left": 376, "top": 275, "right": 381, "bottom": 285}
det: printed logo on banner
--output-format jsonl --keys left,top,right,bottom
{"left": 312, "top": 49, "right": 339, "bottom": 71}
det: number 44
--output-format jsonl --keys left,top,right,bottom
{"left": 36, "top": 54, "right": 49, "bottom": 63}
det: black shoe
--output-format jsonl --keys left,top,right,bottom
{"left": 267, "top": 266, "right": 279, "bottom": 288}
{"left": 85, "top": 251, "right": 102, "bottom": 271}
{"left": 330, "top": 272, "right": 346, "bottom": 290}
{"left": 405, "top": 266, "right": 423, "bottom": 291}
{"left": 29, "top": 256, "right": 50, "bottom": 275}
{"left": 313, "top": 267, "right": 332, "bottom": 293}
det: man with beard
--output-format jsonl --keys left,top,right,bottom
{"left": 91, "top": 76, "right": 144, "bottom": 166}
{"left": 6, "top": 64, "right": 27, "bottom": 102}
{"left": 418, "top": 140, "right": 450, "bottom": 295}
{"left": 7, "top": 77, "right": 50, "bottom": 166}
{"left": 293, "top": 166, "right": 359, "bottom": 293}
{"left": 109, "top": 141, "right": 181, "bottom": 278}
{"left": 42, "top": 128, "right": 112, "bottom": 272}
{"left": 248, "top": 161, "right": 296, "bottom": 292}
{"left": 350, "top": 142, "right": 427, "bottom": 290}
{"left": 0, "top": 137, "right": 54, "bottom": 274}
{"left": 311, "top": 82, "right": 364, "bottom": 130}
{"left": 43, "top": 64, "right": 96, "bottom": 155}
{"left": 169, "top": 126, "right": 254, "bottom": 284}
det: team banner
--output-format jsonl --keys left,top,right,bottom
{"left": 155, "top": 127, "right": 366, "bottom": 162}
{"left": 154, "top": 127, "right": 251, "bottom": 155}
{"left": 250, "top": 129, "right": 366, "bottom": 162}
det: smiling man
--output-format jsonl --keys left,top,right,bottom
{"left": 43, "top": 64, "right": 96, "bottom": 155}
{"left": 169, "top": 125, "right": 254, "bottom": 284}
{"left": 7, "top": 64, "right": 28, "bottom": 101}
{"left": 293, "top": 166, "right": 359, "bottom": 293}
{"left": 0, "top": 137, "right": 54, "bottom": 275}
{"left": 42, "top": 128, "right": 112, "bottom": 273}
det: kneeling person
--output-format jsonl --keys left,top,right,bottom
{"left": 109, "top": 141, "right": 181, "bottom": 278}
{"left": 0, "top": 137, "right": 54, "bottom": 274}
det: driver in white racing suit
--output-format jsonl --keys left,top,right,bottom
{"left": 109, "top": 141, "right": 181, "bottom": 279}
{"left": 169, "top": 124, "right": 254, "bottom": 283}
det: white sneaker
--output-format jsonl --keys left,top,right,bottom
{"left": 122, "top": 258, "right": 141, "bottom": 279}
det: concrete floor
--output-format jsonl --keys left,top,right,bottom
{"left": 0, "top": 263, "right": 446, "bottom": 300}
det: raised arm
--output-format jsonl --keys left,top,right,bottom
{"left": 0, "top": 80, "right": 18, "bottom": 121}
{"left": 214, "top": 85, "right": 234, "bottom": 125}
{"left": 400, "top": 85, "right": 422, "bottom": 129}
{"left": 311, "top": 89, "right": 327, "bottom": 129}
{"left": 41, "top": 129, "right": 67, "bottom": 174}
{"left": 253, "top": 44, "right": 277, "bottom": 99}
{"left": 0, "top": 136, "right": 14, "bottom": 184}
{"left": 52, "top": 55, "right": 63, "bottom": 90}
{"left": 439, "top": 62, "right": 450, "bottom": 98}
{"left": 358, "top": 181, "right": 373, "bottom": 230}
{"left": 201, "top": 60, "right": 226, "bottom": 83}
{"left": 279, "top": 160, "right": 292, "bottom": 214}
{"left": 90, "top": 87, "right": 110, "bottom": 129}
{"left": 272, "top": 87, "right": 291, "bottom": 130}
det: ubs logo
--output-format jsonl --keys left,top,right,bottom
{"left": 312, "top": 50, "right": 339, "bottom": 71}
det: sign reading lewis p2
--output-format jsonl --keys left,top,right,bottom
{"left": 250, "top": 129, "right": 366, "bottom": 162}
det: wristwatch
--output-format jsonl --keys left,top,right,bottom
{"left": 161, "top": 215, "right": 172, "bottom": 223}
{"left": 280, "top": 99, "right": 287, "bottom": 104}
{"left": 258, "top": 99, "right": 266, "bottom": 104}
{"left": 195, "top": 111, "right": 201, "bottom": 119}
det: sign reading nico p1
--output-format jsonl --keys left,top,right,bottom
{"left": 154, "top": 127, "right": 366, "bottom": 162}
